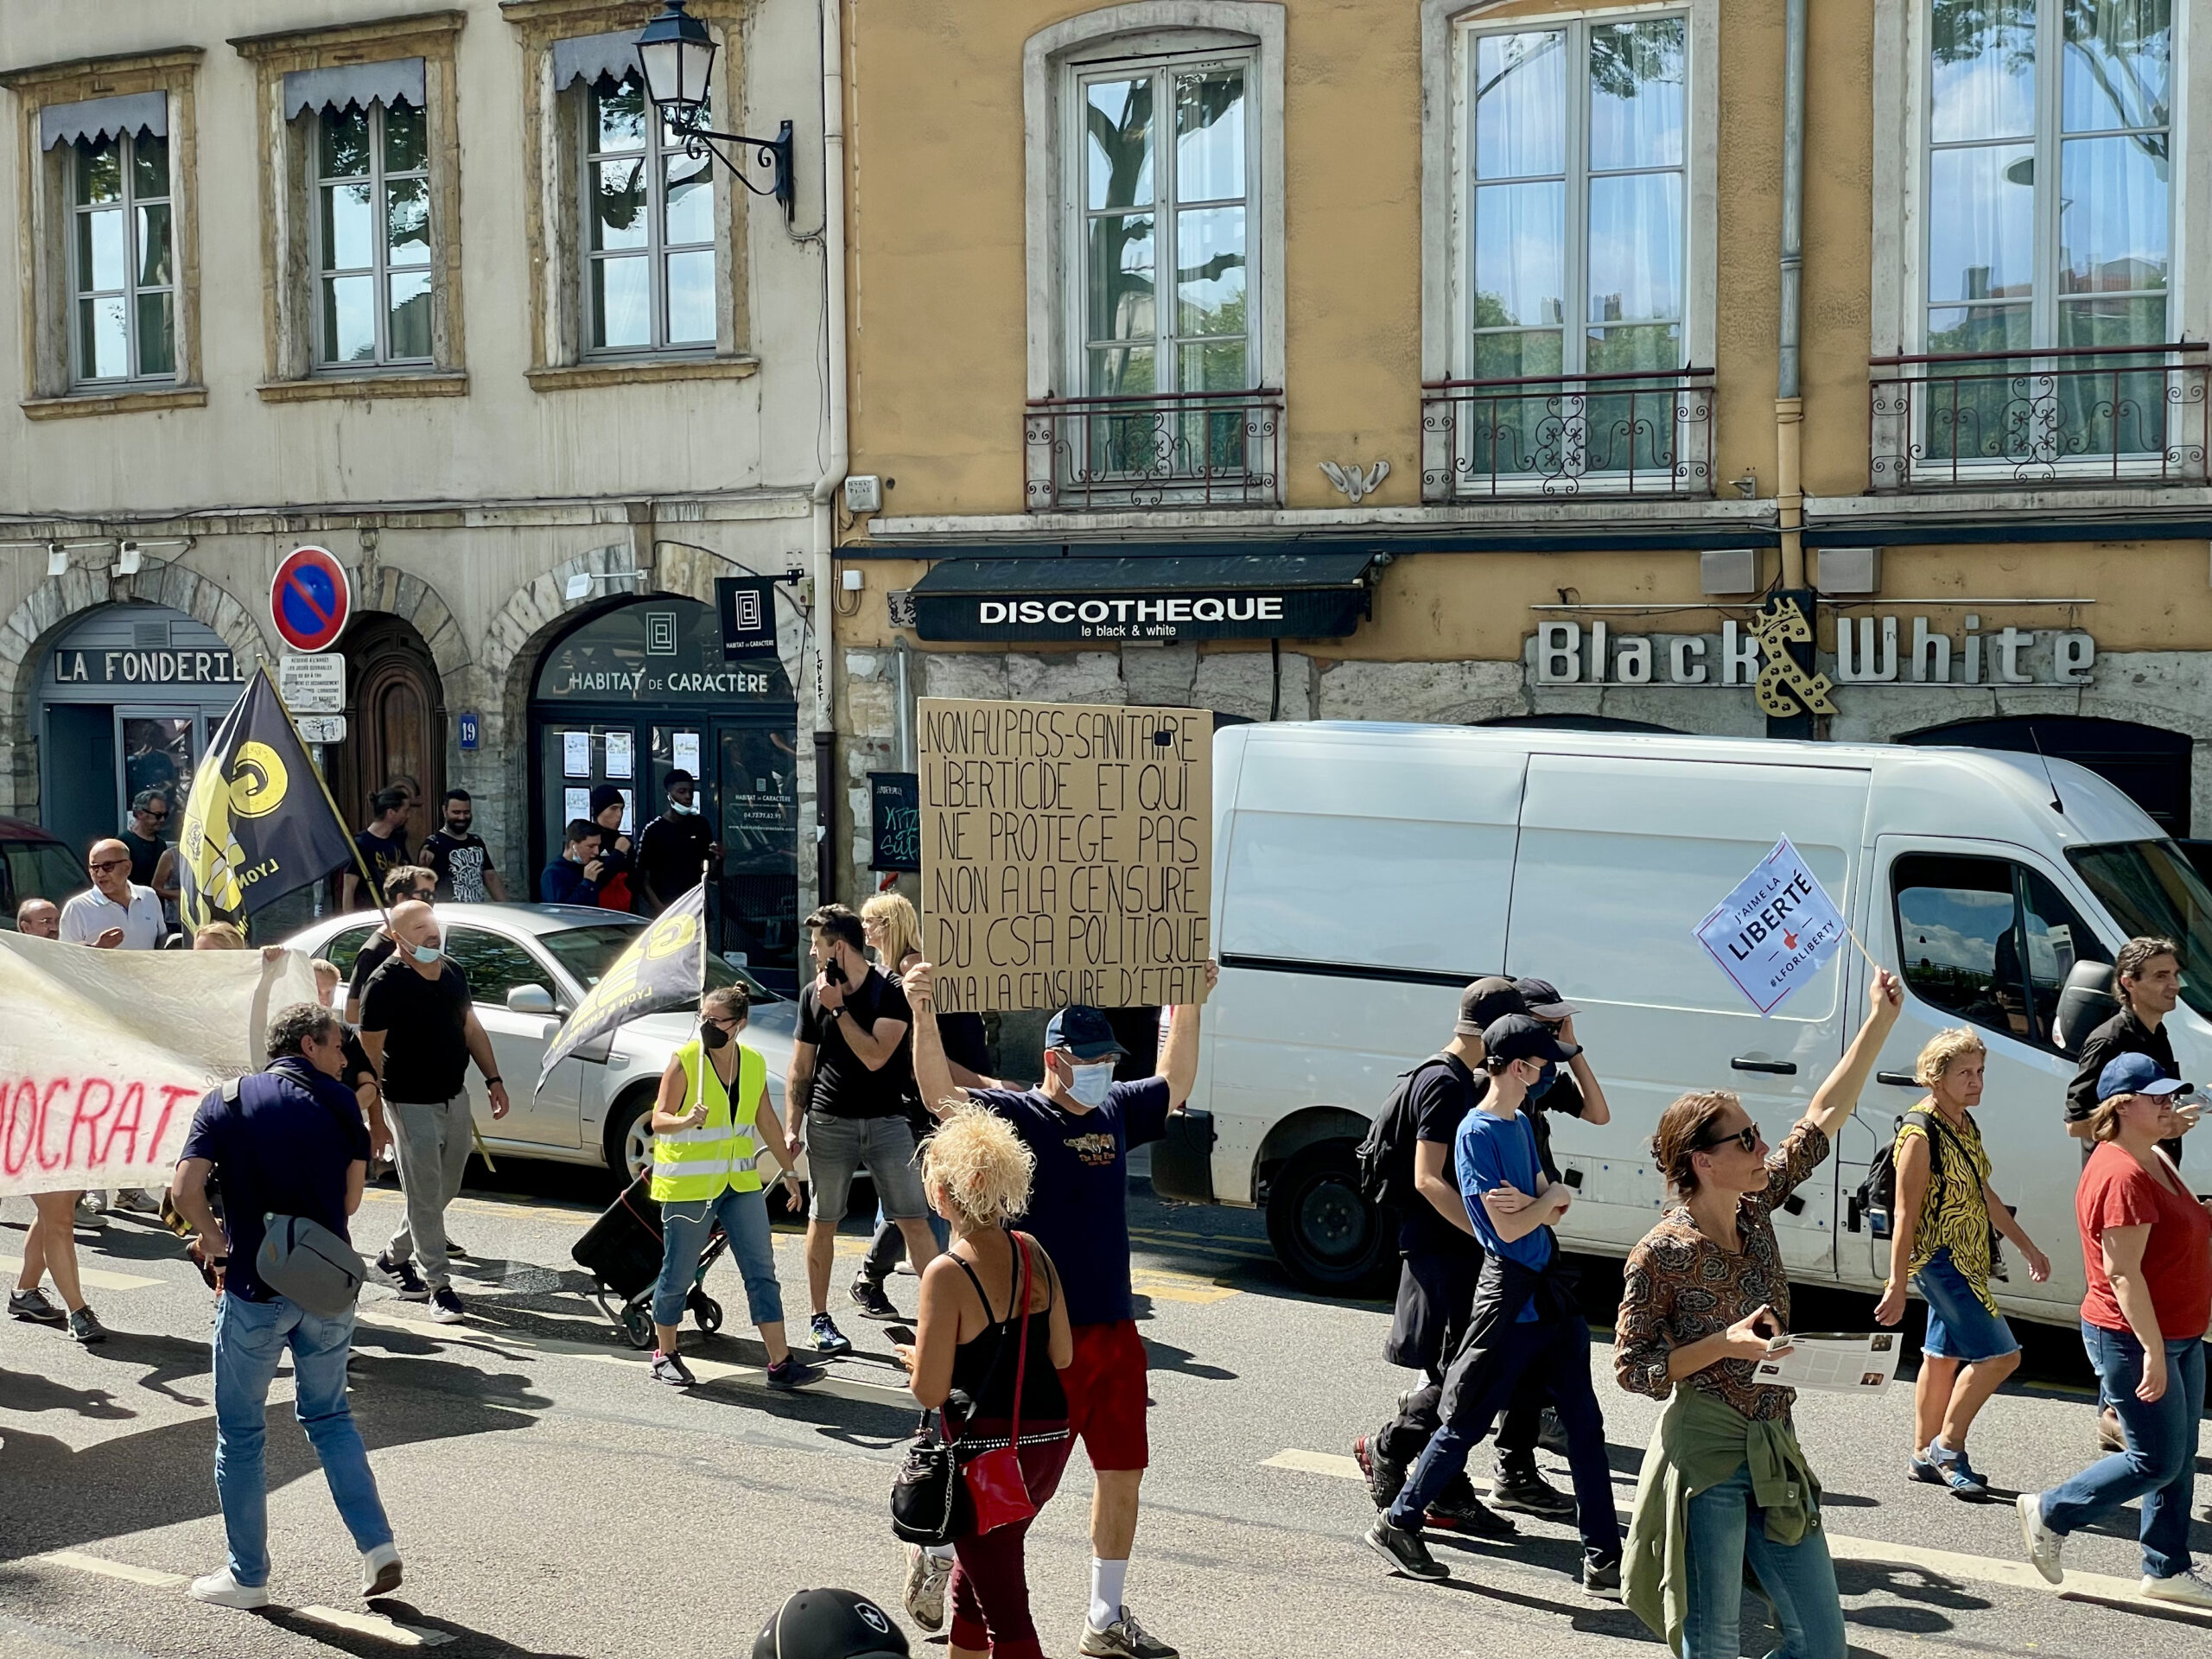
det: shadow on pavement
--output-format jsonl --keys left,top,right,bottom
{"left": 264, "top": 1601, "right": 594, "bottom": 1659}
{"left": 86, "top": 1329, "right": 216, "bottom": 1408}
{"left": 0, "top": 1366, "right": 133, "bottom": 1421}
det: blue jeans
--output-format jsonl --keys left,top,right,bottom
{"left": 1913, "top": 1245, "right": 2018, "bottom": 1363}
{"left": 653, "top": 1185, "right": 783, "bottom": 1330}
{"left": 2040, "top": 1323, "right": 2205, "bottom": 1580}
{"left": 213, "top": 1292, "right": 391, "bottom": 1587}
{"left": 1681, "top": 1462, "right": 1845, "bottom": 1659}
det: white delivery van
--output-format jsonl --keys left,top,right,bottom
{"left": 1154, "top": 722, "right": 2212, "bottom": 1323}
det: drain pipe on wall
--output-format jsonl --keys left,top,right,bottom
{"left": 1775, "top": 0, "right": 1808, "bottom": 591}
{"left": 810, "top": 0, "right": 849, "bottom": 906}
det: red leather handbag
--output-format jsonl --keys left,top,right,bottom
{"left": 961, "top": 1232, "right": 1039, "bottom": 1535}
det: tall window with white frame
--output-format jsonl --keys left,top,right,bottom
{"left": 1073, "top": 52, "right": 1256, "bottom": 484}
{"left": 1459, "top": 14, "right": 1687, "bottom": 486}
{"left": 1921, "top": 0, "right": 2174, "bottom": 467}
{"left": 583, "top": 74, "right": 716, "bottom": 354}
{"left": 71, "top": 127, "right": 175, "bottom": 385}
{"left": 315, "top": 96, "right": 432, "bottom": 367}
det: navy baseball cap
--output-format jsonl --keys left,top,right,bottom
{"left": 1458, "top": 976, "right": 1523, "bottom": 1037}
{"left": 1484, "top": 1013, "right": 1580, "bottom": 1066}
{"left": 1513, "top": 976, "right": 1580, "bottom": 1020}
{"left": 1045, "top": 1005, "right": 1127, "bottom": 1062}
{"left": 752, "top": 1588, "right": 908, "bottom": 1659}
{"left": 2095, "top": 1052, "right": 2195, "bottom": 1104}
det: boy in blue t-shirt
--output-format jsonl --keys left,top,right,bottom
{"left": 1371, "top": 1015, "right": 1624, "bottom": 1594}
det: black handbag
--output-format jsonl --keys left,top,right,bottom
{"left": 890, "top": 1405, "right": 961, "bottom": 1545}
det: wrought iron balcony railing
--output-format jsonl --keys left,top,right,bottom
{"left": 1420, "top": 365, "right": 1714, "bottom": 500}
{"left": 1869, "top": 341, "right": 2209, "bottom": 490}
{"left": 1025, "top": 386, "right": 1282, "bottom": 512}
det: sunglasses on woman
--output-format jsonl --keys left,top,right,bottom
{"left": 1696, "top": 1123, "right": 1759, "bottom": 1154}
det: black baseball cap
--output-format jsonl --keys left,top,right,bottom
{"left": 1458, "top": 976, "right": 1524, "bottom": 1037}
{"left": 1483, "top": 1013, "right": 1580, "bottom": 1066}
{"left": 1045, "top": 1005, "right": 1128, "bottom": 1062}
{"left": 1513, "top": 976, "right": 1580, "bottom": 1020}
{"left": 752, "top": 1588, "right": 909, "bottom": 1659}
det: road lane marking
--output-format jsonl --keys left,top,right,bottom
{"left": 1132, "top": 1268, "right": 1239, "bottom": 1305}
{"left": 0, "top": 1255, "right": 162, "bottom": 1293}
{"left": 1265, "top": 1447, "right": 2212, "bottom": 1621}
{"left": 297, "top": 1606, "right": 455, "bottom": 1646}
{"left": 37, "top": 1551, "right": 186, "bottom": 1588}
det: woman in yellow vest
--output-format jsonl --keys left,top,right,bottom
{"left": 648, "top": 985, "right": 817, "bottom": 1389}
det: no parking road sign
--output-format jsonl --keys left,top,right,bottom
{"left": 270, "top": 546, "right": 352, "bottom": 652}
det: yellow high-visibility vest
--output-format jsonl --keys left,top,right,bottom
{"left": 651, "top": 1038, "right": 766, "bottom": 1202}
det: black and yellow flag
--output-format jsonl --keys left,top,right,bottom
{"left": 537, "top": 880, "right": 709, "bottom": 1090}
{"left": 179, "top": 668, "right": 358, "bottom": 934}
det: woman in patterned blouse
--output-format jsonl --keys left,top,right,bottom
{"left": 1614, "top": 970, "right": 1901, "bottom": 1659}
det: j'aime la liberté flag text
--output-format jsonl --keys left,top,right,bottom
{"left": 1694, "top": 837, "right": 1848, "bottom": 1015}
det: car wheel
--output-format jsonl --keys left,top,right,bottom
{"left": 604, "top": 1087, "right": 658, "bottom": 1186}
{"left": 1265, "top": 1141, "right": 1389, "bottom": 1294}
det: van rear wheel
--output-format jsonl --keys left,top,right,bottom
{"left": 1266, "top": 1141, "right": 1388, "bottom": 1294}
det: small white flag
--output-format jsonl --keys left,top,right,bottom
{"left": 1695, "top": 836, "right": 1847, "bottom": 1015}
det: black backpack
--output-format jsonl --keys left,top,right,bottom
{"left": 1355, "top": 1054, "right": 1469, "bottom": 1216}
{"left": 1853, "top": 1104, "right": 1957, "bottom": 1237}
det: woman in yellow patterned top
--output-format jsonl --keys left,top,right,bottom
{"left": 1873, "top": 1027, "right": 2050, "bottom": 1497}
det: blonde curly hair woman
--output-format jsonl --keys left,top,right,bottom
{"left": 894, "top": 1106, "right": 1073, "bottom": 1659}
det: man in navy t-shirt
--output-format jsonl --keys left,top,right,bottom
{"left": 912, "top": 962, "right": 1217, "bottom": 1659}
{"left": 169, "top": 1002, "right": 400, "bottom": 1611}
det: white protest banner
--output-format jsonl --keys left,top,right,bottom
{"left": 0, "top": 935, "right": 318, "bottom": 1197}
{"left": 1694, "top": 836, "right": 1847, "bottom": 1015}
{"left": 919, "top": 696, "right": 1212, "bottom": 1013}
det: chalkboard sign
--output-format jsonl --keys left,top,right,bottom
{"left": 869, "top": 772, "right": 920, "bottom": 872}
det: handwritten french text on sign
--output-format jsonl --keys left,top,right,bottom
{"left": 0, "top": 937, "right": 319, "bottom": 1197}
{"left": 919, "top": 697, "right": 1212, "bottom": 1013}
{"left": 1694, "top": 836, "right": 1847, "bottom": 1015}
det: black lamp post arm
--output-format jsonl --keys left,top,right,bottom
{"left": 669, "top": 111, "right": 794, "bottom": 219}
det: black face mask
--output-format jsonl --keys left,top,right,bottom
{"left": 700, "top": 1020, "right": 731, "bottom": 1050}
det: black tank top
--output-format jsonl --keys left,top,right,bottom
{"left": 948, "top": 1233, "right": 1066, "bottom": 1421}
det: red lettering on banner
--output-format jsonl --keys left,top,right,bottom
{"left": 68, "top": 1078, "right": 116, "bottom": 1166}
{"left": 37, "top": 1077, "right": 73, "bottom": 1170}
{"left": 101, "top": 1084, "right": 146, "bottom": 1166}
{"left": 3, "top": 1080, "right": 36, "bottom": 1174}
{"left": 147, "top": 1084, "right": 199, "bottom": 1166}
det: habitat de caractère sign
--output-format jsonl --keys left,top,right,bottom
{"left": 918, "top": 696, "right": 1211, "bottom": 1013}
{"left": 1532, "top": 613, "right": 2097, "bottom": 688}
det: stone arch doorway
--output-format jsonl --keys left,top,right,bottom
{"left": 329, "top": 613, "right": 447, "bottom": 861}
{"left": 1897, "top": 715, "right": 2194, "bottom": 835}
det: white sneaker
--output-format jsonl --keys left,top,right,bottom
{"left": 361, "top": 1541, "right": 403, "bottom": 1599}
{"left": 188, "top": 1568, "right": 270, "bottom": 1610}
{"left": 902, "top": 1541, "right": 952, "bottom": 1631}
{"left": 2141, "top": 1568, "right": 2212, "bottom": 1608}
{"left": 2017, "top": 1491, "right": 2064, "bottom": 1585}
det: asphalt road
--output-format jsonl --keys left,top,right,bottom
{"left": 3, "top": 1160, "right": 2209, "bottom": 1659}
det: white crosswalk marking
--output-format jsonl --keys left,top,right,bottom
{"left": 297, "top": 1605, "right": 455, "bottom": 1646}
{"left": 2, "top": 1255, "right": 162, "bottom": 1293}
{"left": 36, "top": 1551, "right": 185, "bottom": 1588}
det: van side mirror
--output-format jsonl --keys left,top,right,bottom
{"left": 2051, "top": 960, "right": 2117, "bottom": 1057}
{"left": 505, "top": 983, "right": 556, "bottom": 1016}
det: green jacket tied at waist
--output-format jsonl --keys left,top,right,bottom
{"left": 1624, "top": 1384, "right": 1823, "bottom": 1655}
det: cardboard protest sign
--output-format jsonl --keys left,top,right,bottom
{"left": 919, "top": 696, "right": 1211, "bottom": 1013}
{"left": 1695, "top": 836, "right": 1848, "bottom": 1014}
{"left": 0, "top": 936, "right": 319, "bottom": 1197}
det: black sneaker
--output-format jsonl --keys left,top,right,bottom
{"left": 1426, "top": 1474, "right": 1518, "bottom": 1538}
{"left": 69, "top": 1306, "right": 109, "bottom": 1344}
{"left": 849, "top": 1277, "right": 900, "bottom": 1321}
{"left": 1582, "top": 1553, "right": 1623, "bottom": 1600}
{"left": 375, "top": 1252, "right": 430, "bottom": 1300}
{"left": 810, "top": 1313, "right": 853, "bottom": 1355}
{"left": 429, "top": 1287, "right": 466, "bottom": 1324}
{"left": 1352, "top": 1428, "right": 1408, "bottom": 1510}
{"left": 1364, "top": 1516, "right": 1448, "bottom": 1581}
{"left": 1490, "top": 1461, "right": 1576, "bottom": 1518}
{"left": 766, "top": 1357, "right": 823, "bottom": 1389}
{"left": 650, "top": 1351, "right": 696, "bottom": 1388}
{"left": 8, "top": 1287, "right": 66, "bottom": 1325}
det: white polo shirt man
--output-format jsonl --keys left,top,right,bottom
{"left": 60, "top": 838, "right": 166, "bottom": 950}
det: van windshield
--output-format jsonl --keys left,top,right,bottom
{"left": 2066, "top": 839, "right": 2212, "bottom": 1020}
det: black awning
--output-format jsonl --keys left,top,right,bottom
{"left": 908, "top": 552, "right": 1379, "bottom": 644}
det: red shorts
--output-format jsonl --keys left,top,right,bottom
{"left": 1062, "top": 1319, "right": 1149, "bottom": 1471}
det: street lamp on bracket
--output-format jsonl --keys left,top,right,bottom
{"left": 634, "top": 0, "right": 794, "bottom": 221}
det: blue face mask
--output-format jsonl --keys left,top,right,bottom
{"left": 1529, "top": 1060, "right": 1559, "bottom": 1100}
{"left": 410, "top": 941, "right": 442, "bottom": 965}
{"left": 1067, "top": 1061, "right": 1116, "bottom": 1108}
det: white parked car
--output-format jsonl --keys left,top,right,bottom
{"left": 281, "top": 903, "right": 798, "bottom": 1184}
